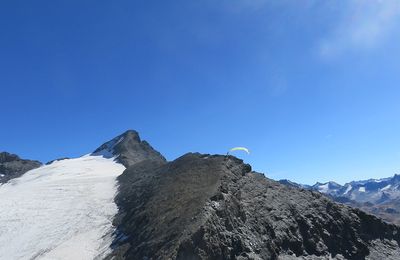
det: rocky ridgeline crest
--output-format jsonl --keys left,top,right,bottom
{"left": 0, "top": 152, "right": 41, "bottom": 183}
{"left": 107, "top": 149, "right": 400, "bottom": 260}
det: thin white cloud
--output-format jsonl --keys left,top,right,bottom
{"left": 319, "top": 0, "right": 400, "bottom": 59}
{"left": 217, "top": 0, "right": 400, "bottom": 58}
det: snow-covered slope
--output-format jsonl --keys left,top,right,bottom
{"left": 0, "top": 155, "right": 125, "bottom": 260}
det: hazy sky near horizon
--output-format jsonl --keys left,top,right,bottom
{"left": 1, "top": 0, "right": 400, "bottom": 184}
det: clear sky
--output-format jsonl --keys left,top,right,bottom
{"left": 1, "top": 0, "right": 400, "bottom": 185}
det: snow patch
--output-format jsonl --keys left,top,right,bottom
{"left": 92, "top": 136, "right": 125, "bottom": 159}
{"left": 359, "top": 187, "right": 366, "bottom": 192}
{"left": 0, "top": 155, "right": 125, "bottom": 260}
{"left": 92, "top": 148, "right": 115, "bottom": 159}
{"left": 318, "top": 183, "right": 329, "bottom": 193}
{"left": 344, "top": 185, "right": 352, "bottom": 195}
{"left": 381, "top": 184, "right": 391, "bottom": 191}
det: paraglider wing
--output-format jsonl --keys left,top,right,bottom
{"left": 228, "top": 147, "right": 250, "bottom": 154}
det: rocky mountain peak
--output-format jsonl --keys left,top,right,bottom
{"left": 92, "top": 130, "right": 166, "bottom": 167}
{"left": 119, "top": 130, "right": 141, "bottom": 142}
{"left": 392, "top": 174, "right": 400, "bottom": 182}
{"left": 0, "top": 152, "right": 20, "bottom": 163}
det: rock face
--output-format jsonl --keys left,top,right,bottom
{"left": 110, "top": 153, "right": 400, "bottom": 260}
{"left": 0, "top": 152, "right": 41, "bottom": 183}
{"left": 92, "top": 130, "right": 166, "bottom": 167}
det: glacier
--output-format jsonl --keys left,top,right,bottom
{"left": 0, "top": 155, "right": 125, "bottom": 260}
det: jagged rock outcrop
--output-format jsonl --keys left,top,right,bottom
{"left": 109, "top": 153, "right": 400, "bottom": 260}
{"left": 0, "top": 152, "right": 41, "bottom": 183}
{"left": 92, "top": 130, "right": 166, "bottom": 167}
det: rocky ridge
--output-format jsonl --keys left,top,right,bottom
{"left": 0, "top": 152, "right": 41, "bottom": 183}
{"left": 109, "top": 152, "right": 400, "bottom": 260}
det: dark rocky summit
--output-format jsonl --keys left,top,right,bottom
{"left": 92, "top": 130, "right": 166, "bottom": 168}
{"left": 109, "top": 152, "right": 400, "bottom": 260}
{"left": 0, "top": 152, "right": 41, "bottom": 183}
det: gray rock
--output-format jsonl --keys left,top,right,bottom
{"left": 45, "top": 157, "right": 70, "bottom": 165}
{"left": 0, "top": 152, "right": 42, "bottom": 183}
{"left": 109, "top": 153, "right": 400, "bottom": 260}
{"left": 92, "top": 130, "right": 166, "bottom": 168}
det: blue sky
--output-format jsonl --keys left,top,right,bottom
{"left": 1, "top": 0, "right": 400, "bottom": 184}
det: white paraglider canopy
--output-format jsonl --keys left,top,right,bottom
{"left": 227, "top": 147, "right": 250, "bottom": 155}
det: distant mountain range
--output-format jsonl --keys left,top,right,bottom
{"left": 279, "top": 175, "right": 400, "bottom": 225}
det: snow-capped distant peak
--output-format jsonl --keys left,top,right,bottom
{"left": 318, "top": 183, "right": 330, "bottom": 193}
{"left": 309, "top": 181, "right": 343, "bottom": 196}
{"left": 280, "top": 173, "right": 400, "bottom": 207}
